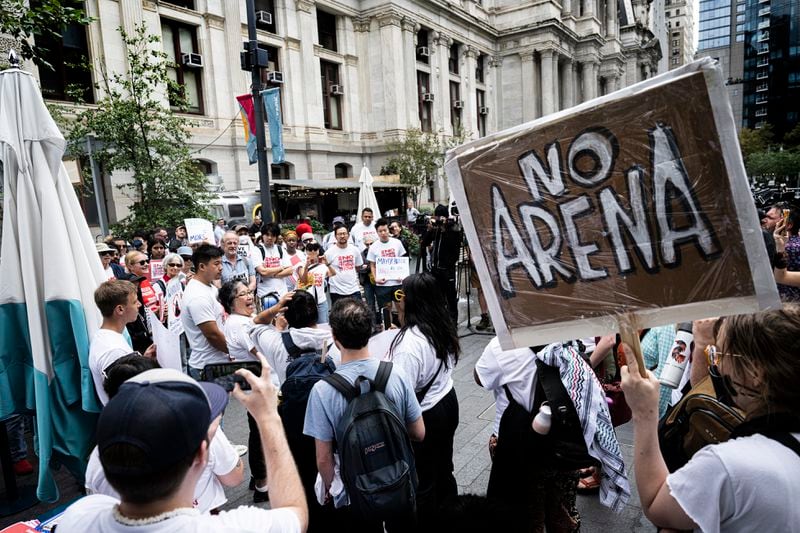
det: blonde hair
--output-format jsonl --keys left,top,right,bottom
{"left": 124, "top": 251, "right": 145, "bottom": 268}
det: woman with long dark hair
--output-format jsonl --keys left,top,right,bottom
{"left": 387, "top": 272, "right": 460, "bottom": 525}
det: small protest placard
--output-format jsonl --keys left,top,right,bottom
{"left": 185, "top": 218, "right": 214, "bottom": 244}
{"left": 150, "top": 261, "right": 164, "bottom": 282}
{"left": 376, "top": 256, "right": 409, "bottom": 281}
{"left": 165, "top": 277, "right": 184, "bottom": 336}
{"left": 445, "top": 59, "right": 779, "bottom": 349}
{"left": 146, "top": 308, "right": 182, "bottom": 371}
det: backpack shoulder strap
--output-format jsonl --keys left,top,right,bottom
{"left": 373, "top": 361, "right": 393, "bottom": 394}
{"left": 281, "top": 331, "right": 303, "bottom": 359}
{"left": 257, "top": 244, "right": 266, "bottom": 259}
{"left": 765, "top": 432, "right": 800, "bottom": 458}
{"left": 415, "top": 359, "right": 444, "bottom": 404}
{"left": 534, "top": 359, "right": 571, "bottom": 415}
{"left": 324, "top": 373, "right": 357, "bottom": 403}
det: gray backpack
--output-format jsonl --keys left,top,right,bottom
{"left": 324, "top": 361, "right": 417, "bottom": 520}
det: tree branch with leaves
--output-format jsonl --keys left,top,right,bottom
{"left": 62, "top": 24, "right": 211, "bottom": 237}
{"left": 382, "top": 127, "right": 469, "bottom": 204}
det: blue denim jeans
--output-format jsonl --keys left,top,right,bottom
{"left": 317, "top": 300, "right": 330, "bottom": 324}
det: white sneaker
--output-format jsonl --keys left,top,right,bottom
{"left": 233, "top": 444, "right": 248, "bottom": 456}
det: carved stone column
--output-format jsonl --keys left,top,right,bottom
{"left": 463, "top": 45, "right": 479, "bottom": 136}
{"left": 434, "top": 32, "right": 454, "bottom": 134}
{"left": 606, "top": 0, "right": 618, "bottom": 37}
{"left": 402, "top": 17, "right": 420, "bottom": 128}
{"left": 541, "top": 50, "right": 555, "bottom": 115}
{"left": 520, "top": 50, "right": 536, "bottom": 122}
{"left": 377, "top": 11, "right": 406, "bottom": 131}
{"left": 563, "top": 57, "right": 575, "bottom": 108}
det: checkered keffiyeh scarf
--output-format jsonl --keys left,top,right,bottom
{"left": 537, "top": 342, "right": 631, "bottom": 512}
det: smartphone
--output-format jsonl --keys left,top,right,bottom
{"left": 200, "top": 361, "right": 262, "bottom": 392}
{"left": 784, "top": 209, "right": 791, "bottom": 223}
{"left": 382, "top": 308, "right": 392, "bottom": 330}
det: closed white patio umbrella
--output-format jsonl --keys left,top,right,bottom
{"left": 0, "top": 53, "right": 104, "bottom": 502}
{"left": 357, "top": 163, "right": 381, "bottom": 217}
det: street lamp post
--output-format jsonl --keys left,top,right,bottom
{"left": 243, "top": 0, "right": 274, "bottom": 223}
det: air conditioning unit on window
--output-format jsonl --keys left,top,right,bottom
{"left": 330, "top": 84, "right": 345, "bottom": 95}
{"left": 267, "top": 71, "right": 284, "bottom": 84}
{"left": 256, "top": 10, "right": 273, "bottom": 25}
{"left": 422, "top": 92, "right": 435, "bottom": 102}
{"left": 417, "top": 46, "right": 430, "bottom": 57}
{"left": 453, "top": 100, "right": 464, "bottom": 109}
{"left": 181, "top": 53, "right": 203, "bottom": 68}
{"left": 479, "top": 106, "right": 489, "bottom": 115}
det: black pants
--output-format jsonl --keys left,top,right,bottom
{"left": 247, "top": 413, "right": 266, "bottom": 481}
{"left": 414, "top": 387, "right": 459, "bottom": 531}
{"left": 431, "top": 267, "right": 458, "bottom": 324}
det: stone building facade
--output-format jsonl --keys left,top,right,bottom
{"left": 24, "top": 0, "right": 661, "bottom": 222}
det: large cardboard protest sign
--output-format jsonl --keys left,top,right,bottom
{"left": 445, "top": 59, "right": 779, "bottom": 350}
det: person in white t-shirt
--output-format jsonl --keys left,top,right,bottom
{"left": 297, "top": 242, "right": 336, "bottom": 324}
{"left": 621, "top": 306, "right": 800, "bottom": 532}
{"left": 324, "top": 225, "right": 364, "bottom": 305}
{"left": 386, "top": 272, "right": 459, "bottom": 526}
{"left": 181, "top": 244, "right": 230, "bottom": 380}
{"left": 281, "top": 231, "right": 307, "bottom": 292}
{"left": 89, "top": 280, "right": 156, "bottom": 405}
{"left": 367, "top": 218, "right": 407, "bottom": 313}
{"left": 56, "top": 365, "right": 307, "bottom": 533}
{"left": 218, "top": 280, "right": 294, "bottom": 502}
{"left": 322, "top": 217, "right": 346, "bottom": 251}
{"left": 84, "top": 355, "right": 244, "bottom": 514}
{"left": 254, "top": 223, "right": 293, "bottom": 310}
{"left": 349, "top": 207, "right": 378, "bottom": 250}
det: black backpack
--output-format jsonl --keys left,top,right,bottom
{"left": 279, "top": 332, "right": 336, "bottom": 422}
{"left": 278, "top": 332, "right": 336, "bottom": 503}
{"left": 324, "top": 361, "right": 417, "bottom": 520}
{"left": 488, "top": 355, "right": 597, "bottom": 504}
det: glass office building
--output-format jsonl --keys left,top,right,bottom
{"left": 742, "top": 0, "right": 800, "bottom": 137}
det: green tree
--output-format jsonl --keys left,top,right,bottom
{"left": 746, "top": 150, "right": 800, "bottom": 178}
{"left": 739, "top": 124, "right": 774, "bottom": 160}
{"left": 383, "top": 128, "right": 469, "bottom": 203}
{"left": 64, "top": 24, "right": 211, "bottom": 236}
{"left": 0, "top": 0, "right": 90, "bottom": 66}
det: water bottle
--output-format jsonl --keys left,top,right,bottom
{"left": 659, "top": 323, "right": 693, "bottom": 389}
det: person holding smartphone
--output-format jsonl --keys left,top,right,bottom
{"left": 298, "top": 242, "right": 336, "bottom": 324}
{"left": 219, "top": 280, "right": 292, "bottom": 503}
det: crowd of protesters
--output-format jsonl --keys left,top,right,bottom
{"left": 5, "top": 201, "right": 799, "bottom": 532}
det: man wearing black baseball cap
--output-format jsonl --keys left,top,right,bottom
{"left": 57, "top": 359, "right": 307, "bottom": 532}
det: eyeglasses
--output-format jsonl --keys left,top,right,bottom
{"left": 704, "top": 344, "right": 744, "bottom": 368}
{"left": 136, "top": 259, "right": 149, "bottom": 266}
{"left": 167, "top": 263, "right": 182, "bottom": 268}
{"left": 394, "top": 289, "right": 405, "bottom": 302}
{"left": 235, "top": 290, "right": 254, "bottom": 298}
